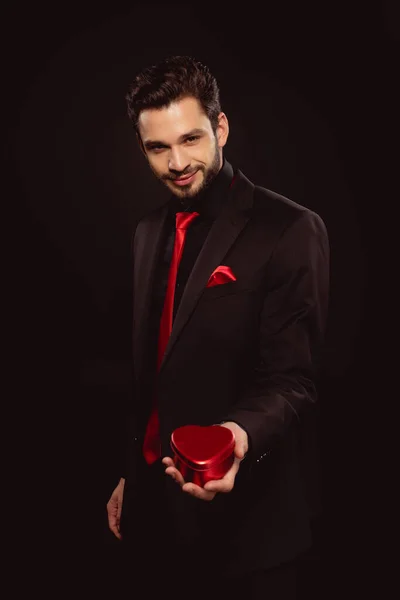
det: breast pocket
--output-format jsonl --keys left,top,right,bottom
{"left": 200, "top": 277, "right": 258, "bottom": 300}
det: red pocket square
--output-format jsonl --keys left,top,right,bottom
{"left": 206, "top": 265, "right": 237, "bottom": 288}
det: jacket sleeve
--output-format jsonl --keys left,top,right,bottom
{"left": 220, "top": 210, "right": 330, "bottom": 463}
{"left": 119, "top": 224, "right": 139, "bottom": 479}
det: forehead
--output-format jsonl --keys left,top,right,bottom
{"left": 138, "top": 97, "right": 212, "bottom": 142}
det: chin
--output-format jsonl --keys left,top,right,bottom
{"left": 166, "top": 178, "right": 204, "bottom": 199}
{"left": 174, "top": 188, "right": 198, "bottom": 199}
{"left": 183, "top": 182, "right": 204, "bottom": 197}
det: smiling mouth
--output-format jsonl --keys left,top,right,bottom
{"left": 171, "top": 170, "right": 199, "bottom": 183}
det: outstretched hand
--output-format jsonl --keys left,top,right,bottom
{"left": 162, "top": 422, "right": 248, "bottom": 502}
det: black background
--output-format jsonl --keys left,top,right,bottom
{"left": 5, "top": 1, "right": 396, "bottom": 596}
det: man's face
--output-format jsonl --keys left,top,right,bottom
{"left": 137, "top": 96, "right": 229, "bottom": 199}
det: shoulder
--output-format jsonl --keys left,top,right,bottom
{"left": 130, "top": 201, "right": 170, "bottom": 258}
{"left": 133, "top": 201, "right": 169, "bottom": 236}
{"left": 254, "top": 185, "right": 321, "bottom": 223}
{"left": 253, "top": 184, "right": 326, "bottom": 235}
{"left": 234, "top": 168, "right": 326, "bottom": 237}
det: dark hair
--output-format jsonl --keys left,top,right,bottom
{"left": 126, "top": 56, "right": 221, "bottom": 134}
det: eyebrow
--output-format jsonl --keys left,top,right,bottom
{"left": 143, "top": 128, "right": 205, "bottom": 149}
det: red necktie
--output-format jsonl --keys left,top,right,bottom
{"left": 143, "top": 211, "right": 200, "bottom": 464}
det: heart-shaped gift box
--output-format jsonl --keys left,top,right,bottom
{"left": 170, "top": 425, "right": 235, "bottom": 487}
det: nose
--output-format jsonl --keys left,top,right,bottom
{"left": 168, "top": 147, "right": 190, "bottom": 174}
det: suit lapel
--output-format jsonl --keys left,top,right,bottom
{"left": 158, "top": 170, "right": 255, "bottom": 373}
{"left": 132, "top": 203, "right": 169, "bottom": 380}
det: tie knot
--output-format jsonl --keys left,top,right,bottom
{"left": 176, "top": 211, "right": 200, "bottom": 230}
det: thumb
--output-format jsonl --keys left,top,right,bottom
{"left": 234, "top": 444, "right": 247, "bottom": 460}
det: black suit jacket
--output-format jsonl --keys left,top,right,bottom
{"left": 121, "top": 167, "right": 330, "bottom": 576}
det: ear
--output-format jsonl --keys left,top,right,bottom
{"left": 216, "top": 112, "right": 229, "bottom": 148}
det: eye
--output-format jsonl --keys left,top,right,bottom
{"left": 150, "top": 145, "right": 166, "bottom": 153}
{"left": 185, "top": 135, "right": 200, "bottom": 144}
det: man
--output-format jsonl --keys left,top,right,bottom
{"left": 106, "top": 56, "right": 329, "bottom": 599}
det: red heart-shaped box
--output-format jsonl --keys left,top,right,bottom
{"left": 170, "top": 425, "right": 235, "bottom": 487}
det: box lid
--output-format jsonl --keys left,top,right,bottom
{"left": 170, "top": 425, "right": 235, "bottom": 471}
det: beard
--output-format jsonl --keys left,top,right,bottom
{"left": 160, "top": 138, "right": 221, "bottom": 201}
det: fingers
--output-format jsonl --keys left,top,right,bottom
{"left": 161, "top": 455, "right": 241, "bottom": 500}
{"left": 165, "top": 466, "right": 186, "bottom": 486}
{"left": 165, "top": 468, "right": 216, "bottom": 501}
{"left": 162, "top": 456, "right": 186, "bottom": 486}
{"left": 203, "top": 457, "right": 241, "bottom": 493}
{"left": 182, "top": 483, "right": 216, "bottom": 502}
{"left": 117, "top": 496, "right": 123, "bottom": 521}
{"left": 109, "top": 522, "right": 122, "bottom": 540}
{"left": 107, "top": 498, "right": 122, "bottom": 540}
{"left": 162, "top": 456, "right": 216, "bottom": 501}
{"left": 107, "top": 509, "right": 122, "bottom": 539}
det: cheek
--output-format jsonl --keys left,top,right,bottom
{"left": 192, "top": 144, "right": 215, "bottom": 165}
{"left": 148, "top": 156, "right": 165, "bottom": 174}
